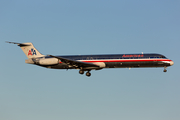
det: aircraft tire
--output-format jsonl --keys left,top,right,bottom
{"left": 79, "top": 70, "right": 84, "bottom": 74}
{"left": 86, "top": 72, "right": 91, "bottom": 77}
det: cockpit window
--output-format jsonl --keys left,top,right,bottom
{"left": 159, "top": 55, "right": 166, "bottom": 58}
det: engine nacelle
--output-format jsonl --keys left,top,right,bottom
{"left": 25, "top": 59, "right": 34, "bottom": 64}
{"left": 93, "top": 62, "right": 106, "bottom": 68}
{"left": 39, "top": 58, "right": 59, "bottom": 65}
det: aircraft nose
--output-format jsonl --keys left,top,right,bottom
{"left": 170, "top": 61, "right": 174, "bottom": 66}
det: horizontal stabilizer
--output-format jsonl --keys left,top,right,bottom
{"left": 6, "top": 41, "right": 31, "bottom": 47}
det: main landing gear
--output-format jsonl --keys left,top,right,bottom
{"left": 163, "top": 66, "right": 167, "bottom": 72}
{"left": 79, "top": 70, "right": 91, "bottom": 77}
{"left": 79, "top": 70, "right": 84, "bottom": 74}
{"left": 86, "top": 71, "right": 91, "bottom": 77}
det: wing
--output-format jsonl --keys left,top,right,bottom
{"left": 48, "top": 55, "right": 99, "bottom": 69}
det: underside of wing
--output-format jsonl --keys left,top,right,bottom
{"left": 48, "top": 55, "right": 99, "bottom": 69}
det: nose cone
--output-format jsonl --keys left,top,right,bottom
{"left": 170, "top": 61, "right": 174, "bottom": 66}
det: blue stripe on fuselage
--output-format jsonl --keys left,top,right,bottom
{"left": 44, "top": 53, "right": 167, "bottom": 60}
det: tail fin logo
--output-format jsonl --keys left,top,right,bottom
{"left": 28, "top": 49, "right": 37, "bottom": 56}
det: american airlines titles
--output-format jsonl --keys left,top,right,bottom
{"left": 122, "top": 54, "right": 144, "bottom": 58}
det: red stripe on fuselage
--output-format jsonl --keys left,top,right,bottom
{"left": 81, "top": 59, "right": 172, "bottom": 63}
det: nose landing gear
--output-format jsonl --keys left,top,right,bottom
{"left": 163, "top": 67, "right": 167, "bottom": 72}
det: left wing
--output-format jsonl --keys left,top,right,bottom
{"left": 48, "top": 55, "right": 99, "bottom": 69}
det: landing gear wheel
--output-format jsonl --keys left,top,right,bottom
{"left": 86, "top": 72, "right": 91, "bottom": 77}
{"left": 163, "top": 66, "right": 167, "bottom": 72}
{"left": 79, "top": 70, "right": 84, "bottom": 74}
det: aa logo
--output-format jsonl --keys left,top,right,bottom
{"left": 28, "top": 49, "right": 37, "bottom": 56}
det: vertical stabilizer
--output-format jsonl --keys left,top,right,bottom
{"left": 7, "top": 42, "right": 45, "bottom": 58}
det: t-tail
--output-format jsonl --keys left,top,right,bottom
{"left": 6, "top": 42, "right": 45, "bottom": 59}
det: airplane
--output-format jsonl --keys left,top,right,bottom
{"left": 7, "top": 42, "right": 174, "bottom": 77}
